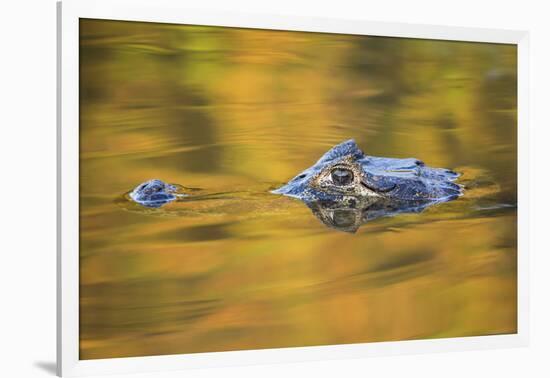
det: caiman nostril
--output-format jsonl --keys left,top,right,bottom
{"left": 129, "top": 179, "right": 180, "bottom": 208}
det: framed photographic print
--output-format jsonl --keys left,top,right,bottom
{"left": 57, "top": 0, "right": 529, "bottom": 376}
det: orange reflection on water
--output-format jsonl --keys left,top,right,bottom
{"left": 79, "top": 19, "right": 517, "bottom": 359}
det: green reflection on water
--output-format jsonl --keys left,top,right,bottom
{"left": 79, "top": 19, "right": 517, "bottom": 359}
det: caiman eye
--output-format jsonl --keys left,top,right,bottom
{"left": 331, "top": 168, "right": 354, "bottom": 186}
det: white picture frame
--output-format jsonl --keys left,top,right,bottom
{"left": 57, "top": 0, "right": 530, "bottom": 376}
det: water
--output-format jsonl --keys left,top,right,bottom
{"left": 79, "top": 19, "right": 517, "bottom": 359}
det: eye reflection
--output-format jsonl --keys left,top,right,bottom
{"left": 331, "top": 168, "right": 354, "bottom": 186}
{"left": 331, "top": 209, "right": 356, "bottom": 227}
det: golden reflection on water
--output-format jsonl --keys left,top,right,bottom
{"left": 79, "top": 19, "right": 517, "bottom": 359}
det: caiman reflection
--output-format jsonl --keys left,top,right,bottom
{"left": 272, "top": 139, "right": 463, "bottom": 232}
{"left": 306, "top": 198, "right": 446, "bottom": 233}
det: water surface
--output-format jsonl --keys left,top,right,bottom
{"left": 79, "top": 19, "right": 517, "bottom": 359}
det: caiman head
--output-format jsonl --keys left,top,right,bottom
{"left": 271, "top": 139, "right": 462, "bottom": 203}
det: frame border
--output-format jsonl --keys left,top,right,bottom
{"left": 58, "top": 0, "right": 530, "bottom": 376}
